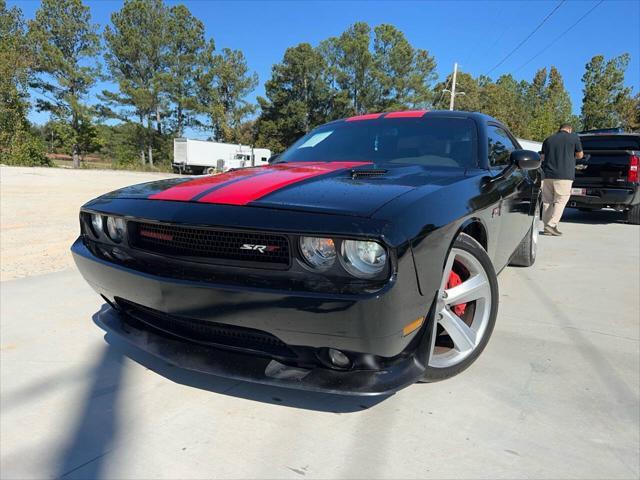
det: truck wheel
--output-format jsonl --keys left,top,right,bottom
{"left": 421, "top": 233, "right": 499, "bottom": 382}
{"left": 206, "top": 167, "right": 216, "bottom": 175}
{"left": 509, "top": 201, "right": 540, "bottom": 267}
{"left": 627, "top": 204, "right": 640, "bottom": 225}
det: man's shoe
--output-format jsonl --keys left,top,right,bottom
{"left": 543, "top": 225, "right": 562, "bottom": 236}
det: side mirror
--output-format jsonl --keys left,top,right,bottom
{"left": 510, "top": 149, "right": 541, "bottom": 170}
{"left": 267, "top": 154, "right": 280, "bottom": 164}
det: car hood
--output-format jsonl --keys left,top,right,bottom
{"left": 102, "top": 161, "right": 464, "bottom": 217}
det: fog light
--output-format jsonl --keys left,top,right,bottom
{"left": 328, "top": 348, "right": 350, "bottom": 368}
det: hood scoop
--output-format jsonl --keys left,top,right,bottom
{"left": 350, "top": 168, "right": 388, "bottom": 179}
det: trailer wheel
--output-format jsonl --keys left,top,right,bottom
{"left": 206, "top": 167, "right": 216, "bottom": 175}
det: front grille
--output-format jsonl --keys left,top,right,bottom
{"left": 128, "top": 221, "right": 290, "bottom": 268}
{"left": 116, "top": 298, "right": 294, "bottom": 358}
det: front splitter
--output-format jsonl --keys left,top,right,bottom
{"left": 95, "top": 306, "right": 426, "bottom": 396}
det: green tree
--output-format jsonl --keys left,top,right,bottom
{"left": 255, "top": 43, "right": 332, "bottom": 152}
{"left": 163, "top": 4, "right": 209, "bottom": 136}
{"left": 27, "top": 0, "right": 99, "bottom": 167}
{"left": 546, "top": 67, "right": 572, "bottom": 129}
{"left": 619, "top": 93, "right": 640, "bottom": 132}
{"left": 0, "top": 0, "right": 49, "bottom": 166}
{"left": 321, "top": 22, "right": 376, "bottom": 115}
{"left": 523, "top": 66, "right": 573, "bottom": 140}
{"left": 103, "top": 0, "right": 168, "bottom": 166}
{"left": 479, "top": 74, "right": 528, "bottom": 137}
{"left": 581, "top": 54, "right": 633, "bottom": 130}
{"left": 523, "top": 68, "right": 553, "bottom": 140}
{"left": 200, "top": 47, "right": 258, "bottom": 143}
{"left": 433, "top": 71, "right": 482, "bottom": 112}
{"left": 372, "top": 24, "right": 436, "bottom": 110}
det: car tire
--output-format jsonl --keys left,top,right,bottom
{"left": 627, "top": 204, "right": 640, "bottom": 225}
{"left": 509, "top": 201, "right": 540, "bottom": 267}
{"left": 421, "top": 233, "right": 499, "bottom": 382}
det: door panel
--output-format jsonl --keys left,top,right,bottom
{"left": 487, "top": 125, "right": 534, "bottom": 267}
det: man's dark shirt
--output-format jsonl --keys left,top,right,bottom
{"left": 541, "top": 130, "right": 583, "bottom": 180}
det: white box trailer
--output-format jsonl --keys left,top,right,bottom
{"left": 516, "top": 138, "right": 543, "bottom": 153}
{"left": 173, "top": 138, "right": 271, "bottom": 174}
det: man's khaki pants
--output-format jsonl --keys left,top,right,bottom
{"left": 542, "top": 179, "right": 573, "bottom": 228}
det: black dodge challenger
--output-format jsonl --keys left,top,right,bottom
{"left": 72, "top": 110, "right": 542, "bottom": 395}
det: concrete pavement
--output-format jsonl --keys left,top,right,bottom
{"left": 1, "top": 209, "right": 638, "bottom": 479}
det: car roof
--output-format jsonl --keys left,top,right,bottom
{"left": 321, "top": 109, "right": 499, "bottom": 127}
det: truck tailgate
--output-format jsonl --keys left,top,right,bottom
{"left": 574, "top": 150, "right": 635, "bottom": 188}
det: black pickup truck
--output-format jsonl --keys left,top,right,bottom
{"left": 568, "top": 130, "right": 640, "bottom": 224}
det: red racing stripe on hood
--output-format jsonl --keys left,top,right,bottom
{"left": 148, "top": 167, "right": 269, "bottom": 201}
{"left": 197, "top": 161, "right": 371, "bottom": 205}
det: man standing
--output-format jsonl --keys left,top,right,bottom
{"left": 540, "top": 123, "right": 584, "bottom": 236}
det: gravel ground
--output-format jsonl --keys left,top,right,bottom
{"left": 0, "top": 166, "right": 177, "bottom": 281}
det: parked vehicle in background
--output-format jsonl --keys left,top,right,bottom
{"left": 172, "top": 138, "right": 271, "bottom": 175}
{"left": 568, "top": 130, "right": 640, "bottom": 224}
{"left": 516, "top": 138, "right": 543, "bottom": 153}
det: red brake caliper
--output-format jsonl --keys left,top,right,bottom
{"left": 446, "top": 270, "right": 468, "bottom": 317}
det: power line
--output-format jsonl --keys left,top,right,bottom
{"left": 513, "top": 0, "right": 604, "bottom": 74}
{"left": 487, "top": 0, "right": 565, "bottom": 75}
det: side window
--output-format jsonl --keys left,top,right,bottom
{"left": 487, "top": 125, "right": 516, "bottom": 167}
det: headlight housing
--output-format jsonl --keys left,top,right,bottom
{"left": 90, "top": 213, "right": 103, "bottom": 236}
{"left": 299, "top": 236, "right": 336, "bottom": 269}
{"left": 106, "top": 216, "right": 126, "bottom": 243}
{"left": 340, "top": 240, "right": 387, "bottom": 278}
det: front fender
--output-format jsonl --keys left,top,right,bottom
{"left": 375, "top": 172, "right": 501, "bottom": 298}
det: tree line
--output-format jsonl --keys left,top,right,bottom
{"left": 1, "top": 0, "right": 638, "bottom": 169}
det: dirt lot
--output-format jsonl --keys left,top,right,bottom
{"left": 0, "top": 166, "right": 177, "bottom": 281}
{"left": 1, "top": 165, "right": 638, "bottom": 479}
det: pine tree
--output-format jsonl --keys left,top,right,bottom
{"left": 102, "top": 0, "right": 168, "bottom": 166}
{"left": 546, "top": 67, "right": 572, "bottom": 130}
{"left": 581, "top": 54, "right": 632, "bottom": 130}
{"left": 28, "top": 0, "right": 100, "bottom": 167}
{"left": 0, "top": 0, "right": 48, "bottom": 166}
{"left": 255, "top": 43, "right": 332, "bottom": 152}
{"left": 199, "top": 48, "right": 258, "bottom": 143}
{"left": 321, "top": 22, "right": 376, "bottom": 115}
{"left": 372, "top": 24, "right": 436, "bottom": 110}
{"left": 163, "top": 4, "right": 208, "bottom": 136}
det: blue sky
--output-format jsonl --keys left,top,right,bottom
{"left": 12, "top": 0, "right": 640, "bottom": 138}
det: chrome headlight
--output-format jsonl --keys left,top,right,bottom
{"left": 340, "top": 240, "right": 387, "bottom": 278}
{"left": 106, "top": 216, "right": 126, "bottom": 243}
{"left": 91, "top": 213, "right": 103, "bottom": 236}
{"left": 299, "top": 236, "right": 336, "bottom": 269}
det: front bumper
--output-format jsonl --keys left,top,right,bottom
{"left": 72, "top": 238, "right": 430, "bottom": 395}
{"left": 95, "top": 306, "right": 427, "bottom": 396}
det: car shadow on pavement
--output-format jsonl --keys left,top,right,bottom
{"left": 54, "top": 343, "right": 124, "bottom": 480}
{"left": 561, "top": 208, "right": 628, "bottom": 225}
{"left": 92, "top": 305, "right": 390, "bottom": 414}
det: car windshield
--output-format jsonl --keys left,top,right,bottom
{"left": 279, "top": 116, "right": 478, "bottom": 168}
